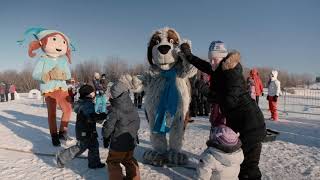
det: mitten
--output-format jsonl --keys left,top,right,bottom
{"left": 267, "top": 95, "right": 270, "bottom": 101}
{"left": 261, "top": 93, "right": 264, "bottom": 96}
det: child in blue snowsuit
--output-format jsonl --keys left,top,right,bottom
{"left": 93, "top": 72, "right": 107, "bottom": 113}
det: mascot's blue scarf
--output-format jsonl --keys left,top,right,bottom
{"left": 153, "top": 68, "right": 179, "bottom": 134}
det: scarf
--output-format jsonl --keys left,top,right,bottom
{"left": 153, "top": 68, "right": 179, "bottom": 134}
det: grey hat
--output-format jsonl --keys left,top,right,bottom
{"left": 110, "top": 81, "right": 129, "bottom": 98}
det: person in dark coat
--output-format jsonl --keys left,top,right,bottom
{"left": 189, "top": 76, "right": 199, "bottom": 117}
{"left": 56, "top": 84, "right": 107, "bottom": 169}
{"left": 180, "top": 41, "right": 266, "bottom": 180}
{"left": 134, "top": 91, "right": 144, "bottom": 109}
{"left": 102, "top": 81, "right": 141, "bottom": 180}
{"left": 196, "top": 74, "right": 210, "bottom": 116}
{"left": 100, "top": 74, "right": 108, "bottom": 92}
{"left": 0, "top": 82, "right": 5, "bottom": 102}
{"left": 5, "top": 83, "right": 10, "bottom": 102}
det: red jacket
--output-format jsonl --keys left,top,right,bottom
{"left": 249, "top": 69, "right": 264, "bottom": 96}
{"left": 9, "top": 85, "right": 16, "bottom": 93}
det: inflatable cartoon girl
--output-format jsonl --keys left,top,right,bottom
{"left": 19, "top": 28, "right": 74, "bottom": 146}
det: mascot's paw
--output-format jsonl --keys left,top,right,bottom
{"left": 143, "top": 150, "right": 168, "bottom": 167}
{"left": 178, "top": 39, "right": 192, "bottom": 59}
{"left": 166, "top": 150, "right": 188, "bottom": 165}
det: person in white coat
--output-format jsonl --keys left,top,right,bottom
{"left": 196, "top": 125, "right": 244, "bottom": 180}
{"left": 267, "top": 70, "right": 281, "bottom": 121}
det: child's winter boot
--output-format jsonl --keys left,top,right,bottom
{"left": 51, "top": 133, "right": 61, "bottom": 146}
{"left": 88, "top": 162, "right": 106, "bottom": 169}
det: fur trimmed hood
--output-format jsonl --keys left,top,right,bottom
{"left": 222, "top": 51, "right": 241, "bottom": 71}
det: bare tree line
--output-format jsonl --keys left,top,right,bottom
{"left": 0, "top": 58, "right": 315, "bottom": 92}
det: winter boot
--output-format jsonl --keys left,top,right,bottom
{"left": 51, "top": 133, "right": 61, "bottom": 146}
{"left": 88, "top": 162, "right": 105, "bottom": 169}
{"left": 59, "top": 131, "right": 73, "bottom": 141}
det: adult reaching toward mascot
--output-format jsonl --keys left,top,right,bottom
{"left": 120, "top": 27, "right": 197, "bottom": 166}
{"left": 179, "top": 41, "right": 266, "bottom": 179}
{"left": 18, "top": 27, "right": 75, "bottom": 147}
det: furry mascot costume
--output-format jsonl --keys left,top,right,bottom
{"left": 120, "top": 27, "right": 197, "bottom": 166}
{"left": 19, "top": 28, "right": 74, "bottom": 146}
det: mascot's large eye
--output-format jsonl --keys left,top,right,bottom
{"left": 63, "top": 41, "right": 66, "bottom": 44}
{"left": 169, "top": 39, "right": 174, "bottom": 44}
{"left": 53, "top": 38, "right": 56, "bottom": 41}
{"left": 155, "top": 40, "right": 160, "bottom": 45}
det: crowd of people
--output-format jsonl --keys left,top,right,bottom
{"left": 19, "top": 27, "right": 284, "bottom": 180}
{"left": 36, "top": 52, "right": 280, "bottom": 180}
{"left": 0, "top": 82, "right": 16, "bottom": 102}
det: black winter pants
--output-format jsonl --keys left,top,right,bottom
{"left": 0, "top": 94, "right": 4, "bottom": 102}
{"left": 5, "top": 93, "right": 8, "bottom": 102}
{"left": 58, "top": 138, "right": 101, "bottom": 167}
{"left": 239, "top": 142, "right": 262, "bottom": 180}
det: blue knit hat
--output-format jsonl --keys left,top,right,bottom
{"left": 208, "top": 40, "right": 228, "bottom": 59}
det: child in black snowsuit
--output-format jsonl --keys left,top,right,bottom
{"left": 180, "top": 42, "right": 266, "bottom": 180}
{"left": 56, "top": 84, "right": 107, "bottom": 169}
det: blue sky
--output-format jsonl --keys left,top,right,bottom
{"left": 1, "top": 0, "right": 319, "bottom": 75}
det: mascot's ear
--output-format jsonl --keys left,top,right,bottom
{"left": 147, "top": 31, "right": 161, "bottom": 65}
{"left": 147, "top": 42, "right": 153, "bottom": 65}
{"left": 167, "top": 28, "right": 181, "bottom": 46}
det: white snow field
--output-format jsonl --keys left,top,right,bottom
{"left": 0, "top": 94, "right": 319, "bottom": 180}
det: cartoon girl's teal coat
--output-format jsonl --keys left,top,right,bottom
{"left": 32, "top": 56, "right": 71, "bottom": 94}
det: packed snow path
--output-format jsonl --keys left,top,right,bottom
{"left": 0, "top": 95, "right": 319, "bottom": 180}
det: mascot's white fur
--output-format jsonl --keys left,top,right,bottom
{"left": 121, "top": 27, "right": 197, "bottom": 166}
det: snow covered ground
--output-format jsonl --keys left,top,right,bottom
{"left": 0, "top": 94, "right": 319, "bottom": 180}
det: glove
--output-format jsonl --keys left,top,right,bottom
{"left": 180, "top": 43, "right": 192, "bottom": 58}
{"left": 261, "top": 93, "right": 264, "bottom": 96}
{"left": 103, "top": 137, "right": 110, "bottom": 148}
{"left": 273, "top": 96, "right": 278, "bottom": 102}
{"left": 266, "top": 95, "right": 269, "bottom": 101}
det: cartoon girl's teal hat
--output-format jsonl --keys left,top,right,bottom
{"left": 17, "top": 27, "right": 76, "bottom": 51}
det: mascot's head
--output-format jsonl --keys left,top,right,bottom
{"left": 147, "top": 27, "right": 181, "bottom": 70}
{"left": 18, "top": 27, "right": 74, "bottom": 63}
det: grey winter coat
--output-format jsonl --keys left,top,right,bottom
{"left": 102, "top": 91, "right": 140, "bottom": 151}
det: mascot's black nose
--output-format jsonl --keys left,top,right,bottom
{"left": 158, "top": 45, "right": 171, "bottom": 54}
